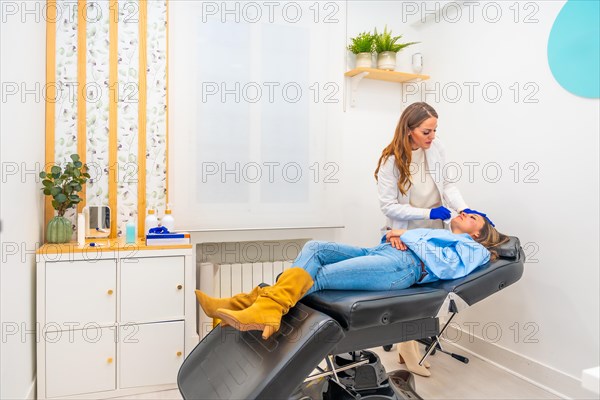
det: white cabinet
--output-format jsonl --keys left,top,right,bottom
{"left": 45, "top": 259, "right": 116, "bottom": 330}
{"left": 119, "top": 321, "right": 185, "bottom": 389}
{"left": 45, "top": 327, "right": 117, "bottom": 398}
{"left": 36, "top": 241, "right": 197, "bottom": 399}
{"left": 120, "top": 256, "right": 185, "bottom": 323}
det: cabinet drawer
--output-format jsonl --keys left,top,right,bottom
{"left": 119, "top": 321, "right": 184, "bottom": 389}
{"left": 46, "top": 260, "right": 117, "bottom": 329}
{"left": 120, "top": 256, "right": 185, "bottom": 323}
{"left": 45, "top": 327, "right": 116, "bottom": 398}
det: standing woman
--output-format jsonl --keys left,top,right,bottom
{"left": 375, "top": 102, "right": 470, "bottom": 377}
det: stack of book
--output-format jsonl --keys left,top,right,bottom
{"left": 145, "top": 231, "right": 191, "bottom": 246}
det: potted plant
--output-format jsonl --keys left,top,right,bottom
{"left": 347, "top": 31, "right": 375, "bottom": 68}
{"left": 39, "top": 154, "right": 90, "bottom": 243}
{"left": 374, "top": 26, "right": 419, "bottom": 71}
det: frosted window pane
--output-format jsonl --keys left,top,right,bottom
{"left": 197, "top": 22, "right": 251, "bottom": 203}
{"left": 261, "top": 23, "right": 309, "bottom": 203}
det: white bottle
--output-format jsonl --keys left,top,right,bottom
{"left": 145, "top": 209, "right": 159, "bottom": 235}
{"left": 161, "top": 206, "right": 175, "bottom": 232}
{"left": 77, "top": 213, "right": 85, "bottom": 247}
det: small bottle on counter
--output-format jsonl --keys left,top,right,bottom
{"left": 161, "top": 205, "right": 175, "bottom": 232}
{"left": 126, "top": 217, "right": 136, "bottom": 244}
{"left": 145, "top": 209, "right": 158, "bottom": 235}
{"left": 77, "top": 213, "right": 85, "bottom": 247}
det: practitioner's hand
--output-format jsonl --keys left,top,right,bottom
{"left": 430, "top": 206, "right": 451, "bottom": 220}
{"left": 389, "top": 236, "right": 407, "bottom": 251}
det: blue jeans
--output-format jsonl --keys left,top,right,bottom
{"left": 293, "top": 240, "right": 423, "bottom": 296}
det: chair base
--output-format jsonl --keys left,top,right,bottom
{"left": 290, "top": 350, "right": 422, "bottom": 400}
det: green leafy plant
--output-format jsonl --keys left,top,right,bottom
{"left": 39, "top": 154, "right": 90, "bottom": 217}
{"left": 374, "top": 26, "right": 419, "bottom": 53}
{"left": 347, "top": 31, "right": 376, "bottom": 54}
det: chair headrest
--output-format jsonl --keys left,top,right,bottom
{"left": 495, "top": 236, "right": 521, "bottom": 260}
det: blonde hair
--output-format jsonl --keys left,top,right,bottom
{"left": 474, "top": 219, "right": 510, "bottom": 262}
{"left": 374, "top": 102, "right": 438, "bottom": 196}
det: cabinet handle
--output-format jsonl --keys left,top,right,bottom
{"left": 176, "top": 351, "right": 182, "bottom": 357}
{"left": 107, "top": 357, "right": 113, "bottom": 364}
{"left": 107, "top": 289, "right": 114, "bottom": 295}
{"left": 177, "top": 285, "right": 183, "bottom": 290}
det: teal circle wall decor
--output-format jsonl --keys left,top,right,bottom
{"left": 548, "top": 0, "right": 600, "bottom": 98}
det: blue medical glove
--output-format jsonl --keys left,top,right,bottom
{"left": 149, "top": 226, "right": 171, "bottom": 234}
{"left": 461, "top": 208, "right": 495, "bottom": 227}
{"left": 429, "top": 206, "right": 451, "bottom": 220}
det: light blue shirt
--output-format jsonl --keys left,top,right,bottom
{"left": 399, "top": 228, "right": 491, "bottom": 284}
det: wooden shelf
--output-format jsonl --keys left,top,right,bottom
{"left": 344, "top": 68, "right": 430, "bottom": 109}
{"left": 345, "top": 68, "right": 429, "bottom": 83}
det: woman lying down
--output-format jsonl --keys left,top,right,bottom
{"left": 195, "top": 211, "right": 509, "bottom": 340}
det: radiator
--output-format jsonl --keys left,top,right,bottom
{"left": 215, "top": 260, "right": 293, "bottom": 298}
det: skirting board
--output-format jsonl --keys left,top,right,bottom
{"left": 445, "top": 325, "right": 598, "bottom": 399}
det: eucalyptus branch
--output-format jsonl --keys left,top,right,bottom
{"left": 39, "top": 154, "right": 91, "bottom": 217}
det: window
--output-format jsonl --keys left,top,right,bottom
{"left": 170, "top": 1, "right": 345, "bottom": 230}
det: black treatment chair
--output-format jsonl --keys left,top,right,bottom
{"left": 178, "top": 237, "right": 525, "bottom": 400}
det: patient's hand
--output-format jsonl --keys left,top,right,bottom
{"left": 389, "top": 236, "right": 407, "bottom": 251}
{"left": 386, "top": 229, "right": 407, "bottom": 240}
{"left": 386, "top": 229, "right": 407, "bottom": 250}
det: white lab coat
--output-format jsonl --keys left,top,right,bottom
{"left": 377, "top": 139, "right": 468, "bottom": 230}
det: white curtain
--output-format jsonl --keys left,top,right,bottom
{"left": 170, "top": 1, "right": 346, "bottom": 230}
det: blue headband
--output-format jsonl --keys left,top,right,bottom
{"left": 463, "top": 209, "right": 495, "bottom": 227}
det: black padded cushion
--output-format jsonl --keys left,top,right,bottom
{"left": 301, "top": 236, "right": 525, "bottom": 330}
{"left": 495, "top": 236, "right": 521, "bottom": 260}
{"left": 178, "top": 304, "right": 344, "bottom": 400}
{"left": 301, "top": 286, "right": 448, "bottom": 330}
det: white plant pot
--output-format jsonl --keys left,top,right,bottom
{"left": 377, "top": 51, "right": 397, "bottom": 71}
{"left": 355, "top": 52, "right": 372, "bottom": 68}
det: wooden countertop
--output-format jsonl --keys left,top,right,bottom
{"left": 36, "top": 237, "right": 193, "bottom": 254}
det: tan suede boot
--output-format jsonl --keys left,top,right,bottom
{"left": 215, "top": 267, "right": 314, "bottom": 340}
{"left": 195, "top": 286, "right": 262, "bottom": 319}
{"left": 413, "top": 341, "right": 431, "bottom": 368}
{"left": 398, "top": 341, "right": 431, "bottom": 377}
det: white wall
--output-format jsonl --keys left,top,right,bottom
{"left": 342, "top": 1, "right": 599, "bottom": 397}
{"left": 0, "top": 1, "right": 47, "bottom": 398}
{"left": 5, "top": 1, "right": 598, "bottom": 399}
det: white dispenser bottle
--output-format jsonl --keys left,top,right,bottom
{"left": 161, "top": 205, "right": 175, "bottom": 232}
{"left": 77, "top": 213, "right": 85, "bottom": 246}
{"left": 144, "top": 209, "right": 158, "bottom": 235}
